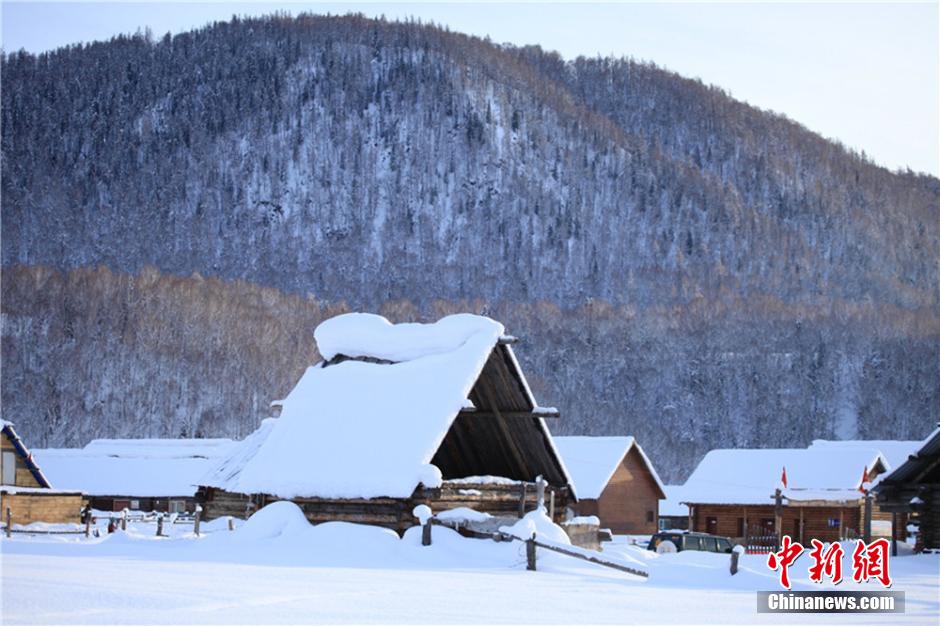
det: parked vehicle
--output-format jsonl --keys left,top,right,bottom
{"left": 647, "top": 531, "right": 734, "bottom": 553}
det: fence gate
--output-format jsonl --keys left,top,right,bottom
{"left": 746, "top": 524, "right": 778, "bottom": 554}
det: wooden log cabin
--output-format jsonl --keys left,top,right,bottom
{"left": 1, "top": 420, "right": 84, "bottom": 526}
{"left": 197, "top": 313, "right": 575, "bottom": 533}
{"left": 554, "top": 436, "right": 665, "bottom": 534}
{"left": 874, "top": 425, "right": 940, "bottom": 551}
{"left": 680, "top": 447, "right": 894, "bottom": 546}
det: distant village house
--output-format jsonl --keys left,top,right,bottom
{"left": 554, "top": 436, "right": 665, "bottom": 535}
{"left": 34, "top": 438, "right": 235, "bottom": 513}
{"left": 680, "top": 447, "right": 896, "bottom": 546}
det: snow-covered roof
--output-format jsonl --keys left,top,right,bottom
{"left": 80, "top": 438, "right": 235, "bottom": 459}
{"left": 553, "top": 436, "right": 665, "bottom": 500}
{"left": 33, "top": 438, "right": 235, "bottom": 497}
{"left": 202, "top": 313, "right": 534, "bottom": 499}
{"left": 681, "top": 448, "right": 888, "bottom": 505}
{"left": 807, "top": 439, "right": 921, "bottom": 474}
{"left": 659, "top": 485, "right": 691, "bottom": 517}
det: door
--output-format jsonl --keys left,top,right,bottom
{"left": 1, "top": 451, "right": 15, "bottom": 485}
{"left": 706, "top": 516, "right": 718, "bottom": 535}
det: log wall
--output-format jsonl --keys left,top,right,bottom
{"left": 690, "top": 503, "right": 865, "bottom": 543}
{"left": 197, "top": 480, "right": 570, "bottom": 534}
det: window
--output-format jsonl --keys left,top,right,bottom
{"left": 702, "top": 537, "right": 719, "bottom": 552}
{"left": 169, "top": 500, "right": 186, "bottom": 514}
{"left": 1, "top": 451, "right": 16, "bottom": 485}
{"left": 684, "top": 536, "right": 702, "bottom": 551}
{"left": 129, "top": 500, "right": 140, "bottom": 510}
{"left": 646, "top": 510, "right": 654, "bottom": 523}
{"left": 736, "top": 517, "right": 745, "bottom": 537}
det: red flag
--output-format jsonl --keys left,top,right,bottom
{"left": 781, "top": 466, "right": 788, "bottom": 489}
{"left": 858, "top": 466, "right": 869, "bottom": 494}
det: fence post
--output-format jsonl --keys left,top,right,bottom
{"left": 227, "top": 516, "right": 235, "bottom": 532}
{"left": 891, "top": 512, "right": 898, "bottom": 556}
{"left": 422, "top": 521, "right": 432, "bottom": 546}
{"left": 121, "top": 508, "right": 127, "bottom": 531}
{"left": 730, "top": 547, "right": 742, "bottom": 575}
{"left": 774, "top": 489, "right": 783, "bottom": 549}
{"left": 526, "top": 532, "right": 537, "bottom": 571}
{"left": 194, "top": 505, "right": 202, "bottom": 537}
{"left": 84, "top": 511, "right": 92, "bottom": 538}
{"left": 5, "top": 507, "right": 11, "bottom": 538}
{"left": 549, "top": 490, "right": 555, "bottom": 521}
{"left": 535, "top": 475, "right": 545, "bottom": 510}
{"left": 156, "top": 513, "right": 164, "bottom": 537}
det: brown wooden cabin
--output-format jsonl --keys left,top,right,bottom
{"left": 681, "top": 447, "right": 896, "bottom": 546}
{"left": 1, "top": 422, "right": 83, "bottom": 526}
{"left": 198, "top": 333, "right": 574, "bottom": 534}
{"left": 875, "top": 425, "right": 940, "bottom": 551}
{"left": 554, "top": 436, "right": 665, "bottom": 535}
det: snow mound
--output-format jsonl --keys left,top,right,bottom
{"left": 564, "top": 515, "right": 600, "bottom": 526}
{"left": 237, "top": 502, "right": 312, "bottom": 540}
{"left": 437, "top": 507, "right": 492, "bottom": 523}
{"left": 499, "top": 508, "right": 570, "bottom": 544}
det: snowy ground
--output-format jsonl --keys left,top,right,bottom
{"left": 2, "top": 504, "right": 938, "bottom": 625}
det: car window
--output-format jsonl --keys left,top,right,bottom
{"left": 684, "top": 536, "right": 702, "bottom": 551}
{"left": 703, "top": 537, "right": 719, "bottom": 552}
{"left": 718, "top": 539, "right": 733, "bottom": 553}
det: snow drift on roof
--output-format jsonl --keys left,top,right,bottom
{"left": 203, "top": 314, "right": 506, "bottom": 499}
{"left": 82, "top": 438, "right": 235, "bottom": 459}
{"left": 553, "top": 436, "right": 665, "bottom": 500}
{"left": 682, "top": 448, "right": 888, "bottom": 505}
{"left": 314, "top": 312, "right": 503, "bottom": 363}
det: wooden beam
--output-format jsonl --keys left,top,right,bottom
{"left": 498, "top": 335, "right": 519, "bottom": 345}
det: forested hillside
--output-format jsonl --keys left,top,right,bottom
{"left": 2, "top": 15, "right": 938, "bottom": 479}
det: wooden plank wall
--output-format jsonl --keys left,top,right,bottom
{"left": 0, "top": 492, "right": 84, "bottom": 525}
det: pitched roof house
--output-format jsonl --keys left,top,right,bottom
{"left": 681, "top": 447, "right": 890, "bottom": 545}
{"left": 198, "top": 313, "right": 574, "bottom": 532}
{"left": 1, "top": 420, "right": 84, "bottom": 526}
{"left": 554, "top": 436, "right": 665, "bottom": 534}
{"left": 34, "top": 438, "right": 234, "bottom": 513}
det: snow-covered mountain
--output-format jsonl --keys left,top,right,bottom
{"left": 2, "top": 15, "right": 937, "bottom": 479}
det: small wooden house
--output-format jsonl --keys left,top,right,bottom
{"left": 681, "top": 447, "right": 891, "bottom": 545}
{"left": 34, "top": 438, "right": 234, "bottom": 513}
{"left": 197, "top": 313, "right": 574, "bottom": 533}
{"left": 554, "top": 436, "right": 665, "bottom": 534}
{"left": 874, "top": 425, "right": 940, "bottom": 550}
{"left": 1, "top": 420, "right": 83, "bottom": 526}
